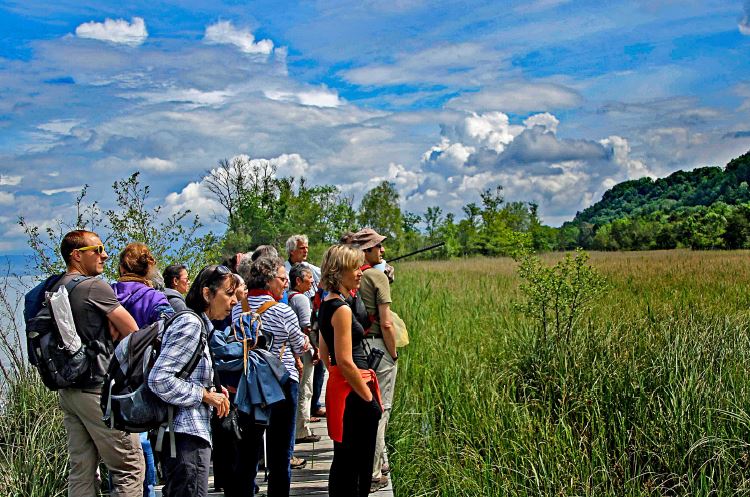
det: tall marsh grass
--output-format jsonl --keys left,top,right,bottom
{"left": 390, "top": 251, "right": 750, "bottom": 496}
{"left": 0, "top": 275, "right": 68, "bottom": 497}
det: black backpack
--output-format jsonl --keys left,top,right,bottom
{"left": 100, "top": 310, "right": 205, "bottom": 452}
{"left": 24, "top": 274, "right": 93, "bottom": 390}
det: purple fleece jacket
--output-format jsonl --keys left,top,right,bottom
{"left": 111, "top": 281, "right": 174, "bottom": 328}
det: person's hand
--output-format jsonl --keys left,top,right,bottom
{"left": 311, "top": 347, "right": 320, "bottom": 365}
{"left": 295, "top": 357, "right": 304, "bottom": 377}
{"left": 384, "top": 263, "right": 395, "bottom": 283}
{"left": 203, "top": 388, "right": 230, "bottom": 418}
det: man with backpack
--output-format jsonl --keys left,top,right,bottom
{"left": 40, "top": 230, "right": 144, "bottom": 496}
{"left": 350, "top": 228, "right": 398, "bottom": 493}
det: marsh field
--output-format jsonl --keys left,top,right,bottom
{"left": 4, "top": 250, "right": 750, "bottom": 496}
{"left": 389, "top": 250, "right": 750, "bottom": 496}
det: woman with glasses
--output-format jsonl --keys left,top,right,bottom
{"left": 318, "top": 244, "right": 382, "bottom": 497}
{"left": 163, "top": 264, "right": 190, "bottom": 312}
{"left": 148, "top": 264, "right": 237, "bottom": 497}
{"left": 231, "top": 255, "right": 309, "bottom": 497}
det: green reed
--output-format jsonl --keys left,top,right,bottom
{"left": 0, "top": 367, "right": 68, "bottom": 497}
{"left": 389, "top": 252, "right": 750, "bottom": 496}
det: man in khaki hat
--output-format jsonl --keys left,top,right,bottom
{"left": 350, "top": 228, "right": 397, "bottom": 492}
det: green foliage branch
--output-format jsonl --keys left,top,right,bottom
{"left": 19, "top": 172, "right": 219, "bottom": 280}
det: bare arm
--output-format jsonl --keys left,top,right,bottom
{"left": 106, "top": 306, "right": 138, "bottom": 341}
{"left": 378, "top": 302, "right": 397, "bottom": 359}
{"left": 318, "top": 331, "right": 331, "bottom": 369}
{"left": 332, "top": 305, "right": 372, "bottom": 401}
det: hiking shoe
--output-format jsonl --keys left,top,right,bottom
{"left": 370, "top": 475, "right": 388, "bottom": 493}
{"left": 290, "top": 456, "right": 307, "bottom": 469}
{"left": 381, "top": 463, "right": 390, "bottom": 475}
{"left": 295, "top": 434, "right": 321, "bottom": 443}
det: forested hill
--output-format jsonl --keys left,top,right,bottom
{"left": 558, "top": 150, "right": 750, "bottom": 250}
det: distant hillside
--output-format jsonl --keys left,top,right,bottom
{"left": 559, "top": 150, "right": 750, "bottom": 250}
{"left": 571, "top": 150, "right": 750, "bottom": 227}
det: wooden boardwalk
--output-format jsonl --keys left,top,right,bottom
{"left": 156, "top": 416, "right": 394, "bottom": 496}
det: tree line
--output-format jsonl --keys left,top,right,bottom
{"left": 19, "top": 149, "right": 750, "bottom": 275}
{"left": 560, "top": 150, "right": 750, "bottom": 250}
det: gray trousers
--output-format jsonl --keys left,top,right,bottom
{"left": 366, "top": 337, "right": 398, "bottom": 479}
{"left": 58, "top": 388, "right": 144, "bottom": 497}
{"left": 296, "top": 350, "right": 315, "bottom": 438}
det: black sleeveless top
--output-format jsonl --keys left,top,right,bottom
{"left": 319, "top": 298, "right": 368, "bottom": 369}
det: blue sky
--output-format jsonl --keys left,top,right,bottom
{"left": 1, "top": 0, "right": 749, "bottom": 253}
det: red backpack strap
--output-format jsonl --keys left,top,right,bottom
{"left": 312, "top": 288, "right": 324, "bottom": 312}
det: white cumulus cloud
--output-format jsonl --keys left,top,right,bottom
{"left": 165, "top": 153, "right": 311, "bottom": 219}
{"left": 415, "top": 111, "right": 656, "bottom": 225}
{"left": 75, "top": 17, "right": 148, "bottom": 46}
{"left": 138, "top": 157, "right": 177, "bottom": 172}
{"left": 204, "top": 21, "right": 274, "bottom": 55}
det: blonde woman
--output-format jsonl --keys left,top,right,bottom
{"left": 318, "top": 244, "right": 382, "bottom": 497}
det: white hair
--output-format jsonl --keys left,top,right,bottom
{"left": 285, "top": 234, "right": 309, "bottom": 254}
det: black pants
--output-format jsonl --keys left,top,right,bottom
{"left": 329, "top": 392, "right": 382, "bottom": 497}
{"left": 225, "top": 381, "right": 298, "bottom": 497}
{"left": 161, "top": 432, "right": 211, "bottom": 497}
{"left": 211, "top": 412, "right": 239, "bottom": 491}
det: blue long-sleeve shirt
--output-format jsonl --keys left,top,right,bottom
{"left": 148, "top": 312, "right": 214, "bottom": 444}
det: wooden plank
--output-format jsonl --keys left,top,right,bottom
{"left": 156, "top": 417, "right": 394, "bottom": 496}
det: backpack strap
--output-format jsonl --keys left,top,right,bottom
{"left": 162, "top": 310, "right": 207, "bottom": 380}
{"left": 255, "top": 301, "right": 284, "bottom": 358}
{"left": 63, "top": 275, "right": 92, "bottom": 295}
{"left": 157, "top": 309, "right": 207, "bottom": 458}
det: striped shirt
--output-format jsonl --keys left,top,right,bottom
{"left": 148, "top": 312, "right": 214, "bottom": 444}
{"left": 232, "top": 295, "right": 308, "bottom": 383}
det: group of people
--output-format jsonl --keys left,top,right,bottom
{"left": 49, "top": 227, "right": 401, "bottom": 497}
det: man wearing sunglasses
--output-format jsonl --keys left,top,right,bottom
{"left": 56, "top": 230, "right": 144, "bottom": 496}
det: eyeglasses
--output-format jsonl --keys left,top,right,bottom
{"left": 276, "top": 275, "right": 289, "bottom": 283}
{"left": 215, "top": 265, "right": 231, "bottom": 276}
{"left": 72, "top": 244, "right": 105, "bottom": 255}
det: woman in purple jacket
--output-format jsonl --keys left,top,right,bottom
{"left": 111, "top": 242, "right": 174, "bottom": 497}
{"left": 112, "top": 242, "right": 174, "bottom": 328}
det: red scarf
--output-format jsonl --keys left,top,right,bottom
{"left": 248, "top": 288, "right": 281, "bottom": 301}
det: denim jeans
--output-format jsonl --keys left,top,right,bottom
{"left": 139, "top": 432, "right": 156, "bottom": 497}
{"left": 231, "top": 380, "right": 299, "bottom": 497}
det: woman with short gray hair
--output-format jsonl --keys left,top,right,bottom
{"left": 288, "top": 263, "right": 321, "bottom": 445}
{"left": 230, "top": 255, "right": 309, "bottom": 497}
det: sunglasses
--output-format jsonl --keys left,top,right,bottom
{"left": 72, "top": 244, "right": 105, "bottom": 255}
